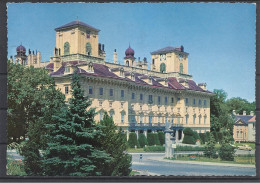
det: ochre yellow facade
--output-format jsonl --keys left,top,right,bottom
{"left": 14, "top": 20, "right": 214, "bottom": 141}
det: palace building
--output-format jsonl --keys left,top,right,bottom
{"left": 12, "top": 20, "right": 214, "bottom": 141}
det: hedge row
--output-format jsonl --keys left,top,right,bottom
{"left": 144, "top": 145, "right": 164, "bottom": 152}
{"left": 128, "top": 132, "right": 165, "bottom": 148}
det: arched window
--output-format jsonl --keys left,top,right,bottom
{"left": 160, "top": 63, "right": 166, "bottom": 73}
{"left": 64, "top": 42, "right": 70, "bottom": 55}
{"left": 126, "top": 60, "right": 129, "bottom": 66}
{"left": 180, "top": 63, "right": 183, "bottom": 74}
{"left": 86, "top": 42, "right": 92, "bottom": 56}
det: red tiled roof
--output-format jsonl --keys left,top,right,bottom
{"left": 50, "top": 62, "right": 212, "bottom": 93}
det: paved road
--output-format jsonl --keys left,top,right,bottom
{"left": 131, "top": 153, "right": 256, "bottom": 176}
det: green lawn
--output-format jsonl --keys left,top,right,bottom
{"left": 166, "top": 155, "right": 255, "bottom": 165}
{"left": 127, "top": 148, "right": 146, "bottom": 153}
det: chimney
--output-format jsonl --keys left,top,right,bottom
{"left": 98, "top": 43, "right": 101, "bottom": 51}
{"left": 28, "top": 49, "right": 31, "bottom": 55}
{"left": 113, "top": 49, "right": 117, "bottom": 64}
{"left": 243, "top": 111, "right": 246, "bottom": 115}
{"left": 250, "top": 111, "right": 254, "bottom": 116}
{"left": 232, "top": 110, "right": 236, "bottom": 116}
{"left": 102, "top": 44, "right": 105, "bottom": 51}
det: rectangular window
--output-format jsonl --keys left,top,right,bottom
{"left": 193, "top": 116, "right": 196, "bottom": 124}
{"left": 185, "top": 98, "right": 189, "bottom": 105}
{"left": 158, "top": 96, "right": 161, "bottom": 105}
{"left": 109, "top": 111, "right": 114, "bottom": 117}
{"left": 165, "top": 97, "right": 168, "bottom": 105}
{"left": 131, "top": 115, "right": 135, "bottom": 123}
{"left": 204, "top": 116, "right": 206, "bottom": 124}
{"left": 99, "top": 88, "right": 103, "bottom": 95}
{"left": 140, "top": 115, "right": 143, "bottom": 123}
{"left": 199, "top": 99, "right": 201, "bottom": 106}
{"left": 199, "top": 116, "right": 201, "bottom": 124}
{"left": 132, "top": 93, "right": 135, "bottom": 100}
{"left": 177, "top": 97, "right": 180, "bottom": 103}
{"left": 121, "top": 113, "right": 124, "bottom": 123}
{"left": 65, "top": 67, "right": 70, "bottom": 73}
{"left": 121, "top": 90, "right": 124, "bottom": 98}
{"left": 186, "top": 115, "right": 189, "bottom": 124}
{"left": 109, "top": 89, "right": 113, "bottom": 97}
{"left": 149, "top": 116, "right": 153, "bottom": 123}
{"left": 65, "top": 86, "right": 69, "bottom": 94}
{"left": 158, "top": 115, "right": 161, "bottom": 123}
{"left": 86, "top": 31, "right": 90, "bottom": 39}
{"left": 193, "top": 99, "right": 196, "bottom": 105}
{"left": 100, "top": 111, "right": 103, "bottom": 121}
{"left": 204, "top": 100, "right": 207, "bottom": 106}
{"left": 140, "top": 94, "right": 143, "bottom": 101}
{"left": 148, "top": 95, "right": 153, "bottom": 103}
{"left": 89, "top": 86, "right": 93, "bottom": 94}
{"left": 171, "top": 97, "right": 174, "bottom": 104}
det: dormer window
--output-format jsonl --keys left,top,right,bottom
{"left": 86, "top": 31, "right": 90, "bottom": 39}
{"left": 65, "top": 66, "right": 70, "bottom": 73}
{"left": 178, "top": 54, "right": 183, "bottom": 61}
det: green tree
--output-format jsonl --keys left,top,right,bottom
{"left": 219, "top": 136, "right": 235, "bottom": 161}
{"left": 41, "top": 72, "right": 111, "bottom": 176}
{"left": 128, "top": 132, "right": 139, "bottom": 148}
{"left": 226, "top": 97, "right": 255, "bottom": 115}
{"left": 99, "top": 112, "right": 131, "bottom": 176}
{"left": 204, "top": 133, "right": 218, "bottom": 159}
{"left": 7, "top": 61, "right": 66, "bottom": 175}
{"left": 210, "top": 89, "right": 234, "bottom": 143}
{"left": 8, "top": 61, "right": 64, "bottom": 143}
{"left": 138, "top": 133, "right": 148, "bottom": 148}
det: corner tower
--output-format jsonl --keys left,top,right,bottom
{"left": 54, "top": 20, "right": 100, "bottom": 57}
{"left": 150, "top": 46, "right": 189, "bottom": 74}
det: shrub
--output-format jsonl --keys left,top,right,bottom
{"left": 154, "top": 133, "right": 160, "bottom": 145}
{"left": 204, "top": 133, "right": 218, "bottom": 159}
{"left": 182, "top": 128, "right": 198, "bottom": 144}
{"left": 128, "top": 132, "right": 139, "bottom": 148}
{"left": 144, "top": 145, "right": 164, "bottom": 152}
{"left": 192, "top": 131, "right": 200, "bottom": 142}
{"left": 158, "top": 131, "right": 165, "bottom": 145}
{"left": 219, "top": 143, "right": 235, "bottom": 161}
{"left": 138, "top": 133, "right": 148, "bottom": 148}
{"left": 175, "top": 145, "right": 205, "bottom": 152}
{"left": 183, "top": 128, "right": 194, "bottom": 136}
{"left": 205, "top": 131, "right": 210, "bottom": 143}
{"left": 199, "top": 133, "right": 206, "bottom": 144}
{"left": 182, "top": 135, "right": 196, "bottom": 144}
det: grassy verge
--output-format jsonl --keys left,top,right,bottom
{"left": 166, "top": 155, "right": 255, "bottom": 165}
{"left": 127, "top": 148, "right": 146, "bottom": 153}
{"left": 130, "top": 170, "right": 140, "bottom": 176}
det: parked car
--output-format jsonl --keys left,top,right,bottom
{"left": 237, "top": 145, "right": 252, "bottom": 151}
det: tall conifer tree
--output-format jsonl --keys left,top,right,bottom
{"left": 42, "top": 72, "right": 111, "bottom": 176}
{"left": 99, "top": 113, "right": 132, "bottom": 176}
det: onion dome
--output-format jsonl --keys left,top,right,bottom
{"left": 125, "top": 46, "right": 135, "bottom": 57}
{"left": 16, "top": 45, "right": 26, "bottom": 52}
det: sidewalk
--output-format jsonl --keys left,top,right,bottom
{"left": 132, "top": 169, "right": 161, "bottom": 176}
{"left": 148, "top": 156, "right": 255, "bottom": 168}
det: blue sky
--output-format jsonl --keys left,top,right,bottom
{"left": 7, "top": 3, "right": 256, "bottom": 102}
